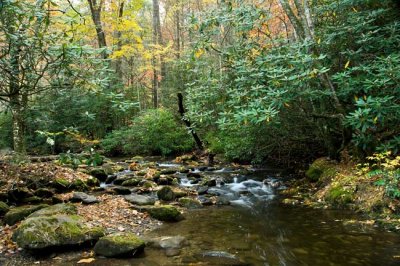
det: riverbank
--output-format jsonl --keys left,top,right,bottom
{"left": 280, "top": 157, "right": 400, "bottom": 232}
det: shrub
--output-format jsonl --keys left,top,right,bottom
{"left": 102, "top": 109, "right": 194, "bottom": 156}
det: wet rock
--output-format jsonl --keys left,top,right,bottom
{"left": 34, "top": 188, "right": 54, "bottom": 198}
{"left": 187, "top": 172, "right": 202, "bottom": 179}
{"left": 140, "top": 180, "right": 157, "bottom": 189}
{"left": 160, "top": 169, "right": 178, "bottom": 175}
{"left": 198, "top": 196, "right": 213, "bottom": 206}
{"left": 197, "top": 166, "right": 208, "bottom": 172}
{"left": 85, "top": 177, "right": 100, "bottom": 187}
{"left": 121, "top": 178, "right": 140, "bottom": 187}
{"left": 157, "top": 186, "right": 175, "bottom": 201}
{"left": 178, "top": 197, "right": 203, "bottom": 209}
{"left": 71, "top": 192, "right": 99, "bottom": 204}
{"left": 12, "top": 214, "right": 105, "bottom": 250}
{"left": 0, "top": 201, "right": 10, "bottom": 216}
{"left": 89, "top": 168, "right": 108, "bottom": 182}
{"left": 206, "top": 179, "right": 217, "bottom": 187}
{"left": 195, "top": 251, "right": 249, "bottom": 266}
{"left": 216, "top": 196, "right": 231, "bottom": 206}
{"left": 146, "top": 205, "right": 183, "bottom": 222}
{"left": 197, "top": 186, "right": 208, "bottom": 195}
{"left": 124, "top": 194, "right": 155, "bottom": 206}
{"left": 113, "top": 175, "right": 134, "bottom": 186}
{"left": 165, "top": 248, "right": 180, "bottom": 257}
{"left": 29, "top": 203, "right": 77, "bottom": 218}
{"left": 94, "top": 233, "right": 145, "bottom": 258}
{"left": 173, "top": 188, "right": 188, "bottom": 198}
{"left": 105, "top": 175, "right": 117, "bottom": 184}
{"left": 113, "top": 187, "right": 131, "bottom": 195}
{"left": 4, "top": 204, "right": 49, "bottom": 225}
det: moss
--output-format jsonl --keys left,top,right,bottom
{"left": 12, "top": 214, "right": 105, "bottom": 250}
{"left": 306, "top": 158, "right": 337, "bottom": 182}
{"left": 178, "top": 197, "right": 203, "bottom": 209}
{"left": 325, "top": 186, "right": 353, "bottom": 206}
{"left": 147, "top": 205, "right": 183, "bottom": 222}
{"left": 20, "top": 196, "right": 43, "bottom": 204}
{"left": 4, "top": 204, "right": 49, "bottom": 225}
{"left": 28, "top": 203, "right": 77, "bottom": 218}
{"left": 85, "top": 178, "right": 100, "bottom": 187}
{"left": 0, "top": 201, "right": 10, "bottom": 216}
{"left": 53, "top": 178, "right": 71, "bottom": 191}
{"left": 72, "top": 179, "right": 89, "bottom": 191}
{"left": 121, "top": 178, "right": 140, "bottom": 187}
{"left": 94, "top": 233, "right": 145, "bottom": 257}
{"left": 157, "top": 186, "right": 175, "bottom": 201}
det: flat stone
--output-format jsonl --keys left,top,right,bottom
{"left": 70, "top": 192, "right": 99, "bottom": 204}
{"left": 124, "top": 194, "right": 155, "bottom": 206}
{"left": 4, "top": 204, "right": 49, "bottom": 225}
{"left": 94, "top": 233, "right": 145, "bottom": 258}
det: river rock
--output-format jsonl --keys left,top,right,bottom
{"left": 28, "top": 203, "right": 77, "bottom": 218}
{"left": 160, "top": 169, "right": 178, "bottom": 175}
{"left": 34, "top": 188, "right": 54, "bottom": 198}
{"left": 198, "top": 196, "right": 213, "bottom": 206}
{"left": 105, "top": 174, "right": 117, "bottom": 184}
{"left": 89, "top": 168, "right": 108, "bottom": 182}
{"left": 4, "top": 204, "right": 49, "bottom": 225}
{"left": 125, "top": 194, "right": 155, "bottom": 206}
{"left": 121, "top": 178, "right": 140, "bottom": 187}
{"left": 71, "top": 192, "right": 99, "bottom": 204}
{"left": 157, "top": 186, "right": 175, "bottom": 201}
{"left": 114, "top": 175, "right": 134, "bottom": 185}
{"left": 216, "top": 196, "right": 231, "bottom": 206}
{"left": 195, "top": 251, "right": 249, "bottom": 266}
{"left": 52, "top": 178, "right": 72, "bottom": 192}
{"left": 112, "top": 186, "right": 131, "bottom": 195}
{"left": 187, "top": 172, "right": 202, "bottom": 179}
{"left": 197, "top": 186, "right": 208, "bottom": 195}
{"left": 12, "top": 214, "right": 105, "bottom": 250}
{"left": 94, "top": 233, "right": 145, "bottom": 257}
{"left": 146, "top": 205, "right": 183, "bottom": 222}
{"left": 178, "top": 197, "right": 203, "bottom": 209}
{"left": 0, "top": 201, "right": 10, "bottom": 216}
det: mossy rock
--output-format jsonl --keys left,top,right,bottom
{"left": 178, "top": 197, "right": 203, "bottom": 209}
{"left": 72, "top": 179, "right": 89, "bottom": 191}
{"left": 325, "top": 186, "right": 353, "bottom": 206}
{"left": 85, "top": 178, "right": 100, "bottom": 187}
{"left": 0, "top": 201, "right": 10, "bottom": 216}
{"left": 306, "top": 158, "right": 337, "bottom": 182}
{"left": 146, "top": 205, "right": 183, "bottom": 222}
{"left": 20, "top": 196, "right": 43, "bottom": 204}
{"left": 157, "top": 186, "right": 175, "bottom": 201}
{"left": 52, "top": 178, "right": 72, "bottom": 192}
{"left": 4, "top": 204, "right": 49, "bottom": 225}
{"left": 121, "top": 178, "right": 140, "bottom": 187}
{"left": 89, "top": 168, "right": 108, "bottom": 182}
{"left": 12, "top": 214, "right": 105, "bottom": 250}
{"left": 94, "top": 233, "right": 145, "bottom": 257}
{"left": 34, "top": 188, "right": 54, "bottom": 198}
{"left": 28, "top": 203, "right": 77, "bottom": 218}
{"left": 140, "top": 180, "right": 156, "bottom": 189}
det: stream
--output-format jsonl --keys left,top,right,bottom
{"left": 92, "top": 164, "right": 400, "bottom": 265}
{"left": 6, "top": 161, "right": 400, "bottom": 265}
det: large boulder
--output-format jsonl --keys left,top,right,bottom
{"left": 157, "top": 186, "right": 175, "bottom": 201}
{"left": 4, "top": 204, "right": 49, "bottom": 225}
{"left": 146, "top": 205, "right": 183, "bottom": 222}
{"left": 28, "top": 203, "right": 77, "bottom": 218}
{"left": 124, "top": 194, "right": 155, "bottom": 206}
{"left": 12, "top": 214, "right": 104, "bottom": 250}
{"left": 94, "top": 233, "right": 145, "bottom": 257}
{"left": 305, "top": 157, "right": 337, "bottom": 182}
{"left": 89, "top": 168, "right": 108, "bottom": 182}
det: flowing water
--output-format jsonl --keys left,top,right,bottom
{"left": 92, "top": 168, "right": 400, "bottom": 266}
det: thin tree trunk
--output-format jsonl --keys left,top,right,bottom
{"left": 88, "top": 0, "right": 107, "bottom": 58}
{"left": 178, "top": 93, "right": 203, "bottom": 150}
{"left": 115, "top": 1, "right": 125, "bottom": 83}
{"left": 152, "top": 0, "right": 161, "bottom": 108}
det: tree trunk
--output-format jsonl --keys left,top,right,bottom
{"left": 10, "top": 94, "right": 26, "bottom": 154}
{"left": 152, "top": 0, "right": 161, "bottom": 108}
{"left": 88, "top": 0, "right": 107, "bottom": 58}
{"left": 178, "top": 93, "right": 204, "bottom": 150}
{"left": 115, "top": 1, "right": 124, "bottom": 83}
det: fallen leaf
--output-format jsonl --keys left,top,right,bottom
{"left": 77, "top": 258, "right": 95, "bottom": 264}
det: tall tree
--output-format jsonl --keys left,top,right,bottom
{"left": 87, "top": 0, "right": 108, "bottom": 58}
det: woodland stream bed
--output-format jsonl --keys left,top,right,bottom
{"left": 2, "top": 160, "right": 400, "bottom": 266}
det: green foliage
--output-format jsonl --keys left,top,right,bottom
{"left": 58, "top": 149, "right": 104, "bottom": 169}
{"left": 0, "top": 112, "right": 13, "bottom": 149}
{"left": 102, "top": 109, "right": 194, "bottom": 156}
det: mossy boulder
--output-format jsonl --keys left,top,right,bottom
{"left": 178, "top": 197, "right": 203, "bottom": 209}
{"left": 28, "top": 203, "right": 77, "bottom": 218}
{"left": 89, "top": 168, "right": 108, "bottom": 182}
{"left": 325, "top": 186, "right": 353, "bottom": 206}
{"left": 121, "top": 178, "right": 140, "bottom": 187}
{"left": 124, "top": 194, "right": 155, "bottom": 206}
{"left": 146, "top": 205, "right": 183, "bottom": 222}
{"left": 94, "top": 233, "right": 145, "bottom": 257}
{"left": 34, "top": 188, "right": 54, "bottom": 198}
{"left": 4, "top": 204, "right": 49, "bottom": 225}
{"left": 20, "top": 196, "right": 43, "bottom": 204}
{"left": 85, "top": 177, "right": 100, "bottom": 187}
{"left": 157, "top": 186, "right": 175, "bottom": 201}
{"left": 52, "top": 178, "right": 72, "bottom": 192}
{"left": 0, "top": 201, "right": 10, "bottom": 216}
{"left": 12, "top": 214, "right": 105, "bottom": 250}
{"left": 306, "top": 158, "right": 337, "bottom": 182}
{"left": 72, "top": 179, "right": 89, "bottom": 191}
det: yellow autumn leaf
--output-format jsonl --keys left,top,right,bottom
{"left": 352, "top": 7, "right": 358, "bottom": 12}
{"left": 354, "top": 95, "right": 358, "bottom": 101}
{"left": 284, "top": 103, "right": 291, "bottom": 107}
{"left": 373, "top": 117, "right": 378, "bottom": 124}
{"left": 344, "top": 60, "right": 350, "bottom": 69}
{"left": 317, "top": 38, "right": 321, "bottom": 44}
{"left": 77, "top": 258, "right": 95, "bottom": 264}
{"left": 194, "top": 49, "right": 205, "bottom": 58}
